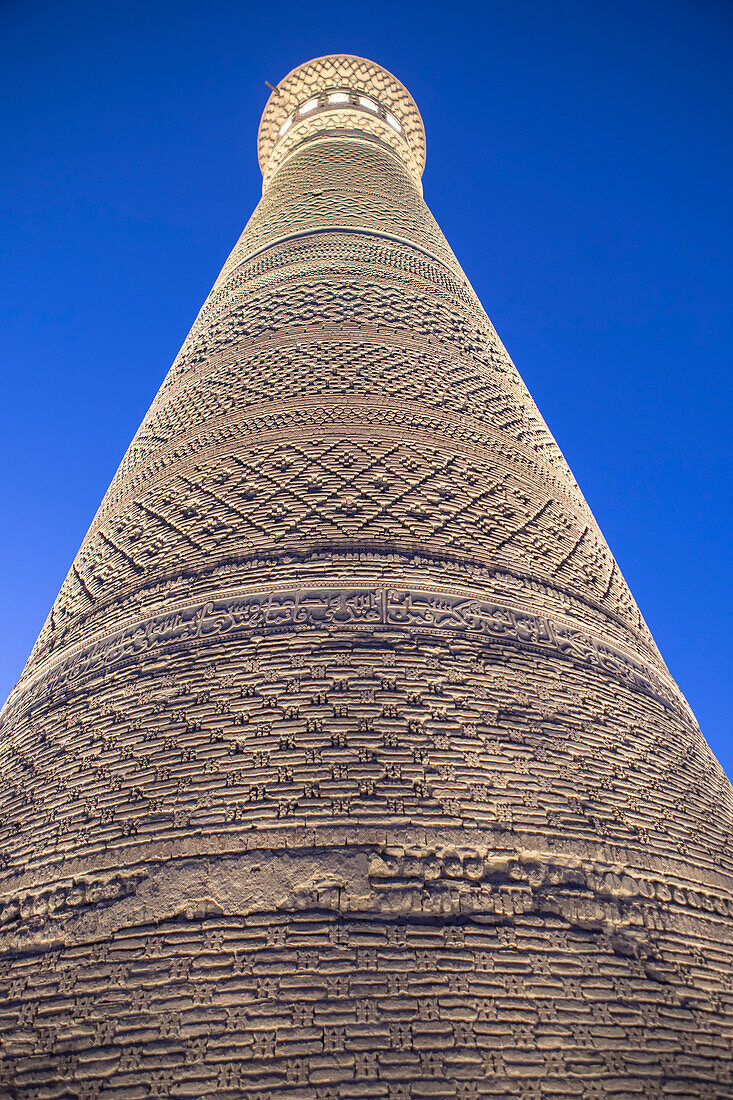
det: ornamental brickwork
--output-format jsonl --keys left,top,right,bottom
{"left": 1, "top": 55, "right": 732, "bottom": 1099}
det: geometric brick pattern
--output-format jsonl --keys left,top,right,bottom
{"left": 1, "top": 55, "right": 732, "bottom": 1098}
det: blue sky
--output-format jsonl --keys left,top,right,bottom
{"left": 1, "top": 0, "right": 731, "bottom": 774}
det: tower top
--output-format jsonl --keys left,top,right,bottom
{"left": 258, "top": 54, "right": 426, "bottom": 190}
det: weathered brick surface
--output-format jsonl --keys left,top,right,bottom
{"left": 1, "top": 54, "right": 731, "bottom": 1098}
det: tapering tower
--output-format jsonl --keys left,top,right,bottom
{"left": 2, "top": 55, "right": 732, "bottom": 1098}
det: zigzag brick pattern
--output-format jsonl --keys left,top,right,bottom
{"left": 1, "top": 54, "right": 732, "bottom": 1099}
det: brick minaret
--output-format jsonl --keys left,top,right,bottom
{"left": 2, "top": 55, "right": 732, "bottom": 1097}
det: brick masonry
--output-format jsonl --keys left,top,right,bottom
{"left": 1, "top": 55, "right": 732, "bottom": 1099}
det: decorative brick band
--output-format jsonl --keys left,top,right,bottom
{"left": 4, "top": 587, "right": 688, "bottom": 722}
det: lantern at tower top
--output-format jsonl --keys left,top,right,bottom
{"left": 257, "top": 54, "right": 426, "bottom": 191}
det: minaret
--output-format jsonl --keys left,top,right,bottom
{"left": 1, "top": 55, "right": 732, "bottom": 1097}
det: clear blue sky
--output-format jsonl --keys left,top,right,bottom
{"left": 2, "top": 0, "right": 731, "bottom": 774}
